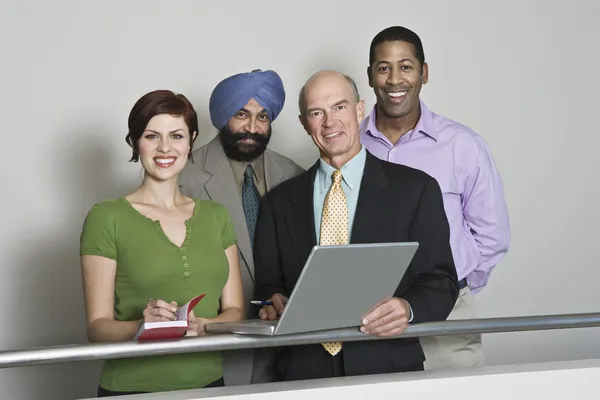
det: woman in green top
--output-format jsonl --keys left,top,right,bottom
{"left": 79, "top": 90, "right": 244, "bottom": 396}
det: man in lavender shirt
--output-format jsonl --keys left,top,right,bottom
{"left": 360, "top": 26, "right": 511, "bottom": 369}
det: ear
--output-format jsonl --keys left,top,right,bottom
{"left": 298, "top": 114, "right": 310, "bottom": 135}
{"left": 421, "top": 62, "right": 429, "bottom": 85}
{"left": 356, "top": 100, "right": 366, "bottom": 124}
{"left": 367, "top": 66, "right": 373, "bottom": 88}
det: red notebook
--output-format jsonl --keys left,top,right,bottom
{"left": 134, "top": 294, "right": 205, "bottom": 341}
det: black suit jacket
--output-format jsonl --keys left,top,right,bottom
{"left": 254, "top": 151, "right": 458, "bottom": 379}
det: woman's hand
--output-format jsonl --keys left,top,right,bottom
{"left": 185, "top": 310, "right": 209, "bottom": 336}
{"left": 143, "top": 299, "right": 178, "bottom": 322}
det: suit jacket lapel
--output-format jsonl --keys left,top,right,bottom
{"left": 286, "top": 162, "right": 318, "bottom": 259}
{"left": 351, "top": 151, "right": 389, "bottom": 243}
{"left": 264, "top": 149, "right": 285, "bottom": 190}
{"left": 202, "top": 138, "right": 255, "bottom": 280}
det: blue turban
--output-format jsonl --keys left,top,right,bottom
{"left": 209, "top": 69, "right": 286, "bottom": 130}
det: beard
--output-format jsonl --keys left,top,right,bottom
{"left": 375, "top": 79, "right": 423, "bottom": 120}
{"left": 218, "top": 125, "right": 272, "bottom": 162}
{"left": 376, "top": 87, "right": 415, "bottom": 119}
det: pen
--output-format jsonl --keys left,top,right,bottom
{"left": 250, "top": 300, "right": 273, "bottom": 306}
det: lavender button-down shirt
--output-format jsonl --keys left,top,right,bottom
{"left": 360, "top": 101, "right": 510, "bottom": 293}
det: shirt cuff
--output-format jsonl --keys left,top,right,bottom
{"left": 408, "top": 303, "right": 414, "bottom": 323}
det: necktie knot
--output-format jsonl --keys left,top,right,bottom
{"left": 332, "top": 170, "right": 343, "bottom": 186}
{"left": 244, "top": 164, "right": 255, "bottom": 183}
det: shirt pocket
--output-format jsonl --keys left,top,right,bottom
{"left": 433, "top": 171, "right": 461, "bottom": 208}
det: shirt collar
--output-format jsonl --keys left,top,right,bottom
{"left": 317, "top": 146, "right": 366, "bottom": 194}
{"left": 362, "top": 99, "right": 438, "bottom": 142}
{"left": 228, "top": 153, "right": 265, "bottom": 184}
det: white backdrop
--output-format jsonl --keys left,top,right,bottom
{"left": 1, "top": 0, "right": 599, "bottom": 399}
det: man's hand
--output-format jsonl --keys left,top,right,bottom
{"left": 258, "top": 293, "right": 288, "bottom": 321}
{"left": 360, "top": 297, "right": 411, "bottom": 337}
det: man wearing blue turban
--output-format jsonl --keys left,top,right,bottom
{"left": 209, "top": 69, "right": 286, "bottom": 131}
{"left": 179, "top": 69, "right": 304, "bottom": 386}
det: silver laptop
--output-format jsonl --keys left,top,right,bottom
{"left": 205, "top": 242, "right": 419, "bottom": 336}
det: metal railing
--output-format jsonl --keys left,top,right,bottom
{"left": 1, "top": 313, "right": 600, "bottom": 369}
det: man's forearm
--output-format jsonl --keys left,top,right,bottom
{"left": 401, "top": 269, "right": 459, "bottom": 324}
{"left": 469, "top": 233, "right": 510, "bottom": 293}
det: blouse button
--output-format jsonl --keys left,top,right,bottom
{"left": 184, "top": 271, "right": 190, "bottom": 277}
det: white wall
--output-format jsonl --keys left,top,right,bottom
{"left": 1, "top": 0, "right": 599, "bottom": 399}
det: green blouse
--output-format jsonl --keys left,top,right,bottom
{"left": 80, "top": 197, "right": 237, "bottom": 392}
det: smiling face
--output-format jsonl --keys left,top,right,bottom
{"left": 218, "top": 98, "right": 272, "bottom": 162}
{"left": 138, "top": 114, "right": 196, "bottom": 182}
{"left": 369, "top": 40, "right": 428, "bottom": 120}
{"left": 299, "top": 71, "right": 365, "bottom": 169}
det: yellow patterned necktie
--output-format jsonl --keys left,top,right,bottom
{"left": 319, "top": 170, "right": 347, "bottom": 356}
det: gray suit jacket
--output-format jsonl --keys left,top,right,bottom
{"left": 179, "top": 136, "right": 304, "bottom": 385}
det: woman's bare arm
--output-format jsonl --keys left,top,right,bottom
{"left": 208, "top": 244, "right": 245, "bottom": 323}
{"left": 81, "top": 255, "right": 140, "bottom": 342}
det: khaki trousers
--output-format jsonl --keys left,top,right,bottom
{"left": 420, "top": 286, "right": 484, "bottom": 370}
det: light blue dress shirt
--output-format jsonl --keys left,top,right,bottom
{"left": 313, "top": 146, "right": 367, "bottom": 242}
